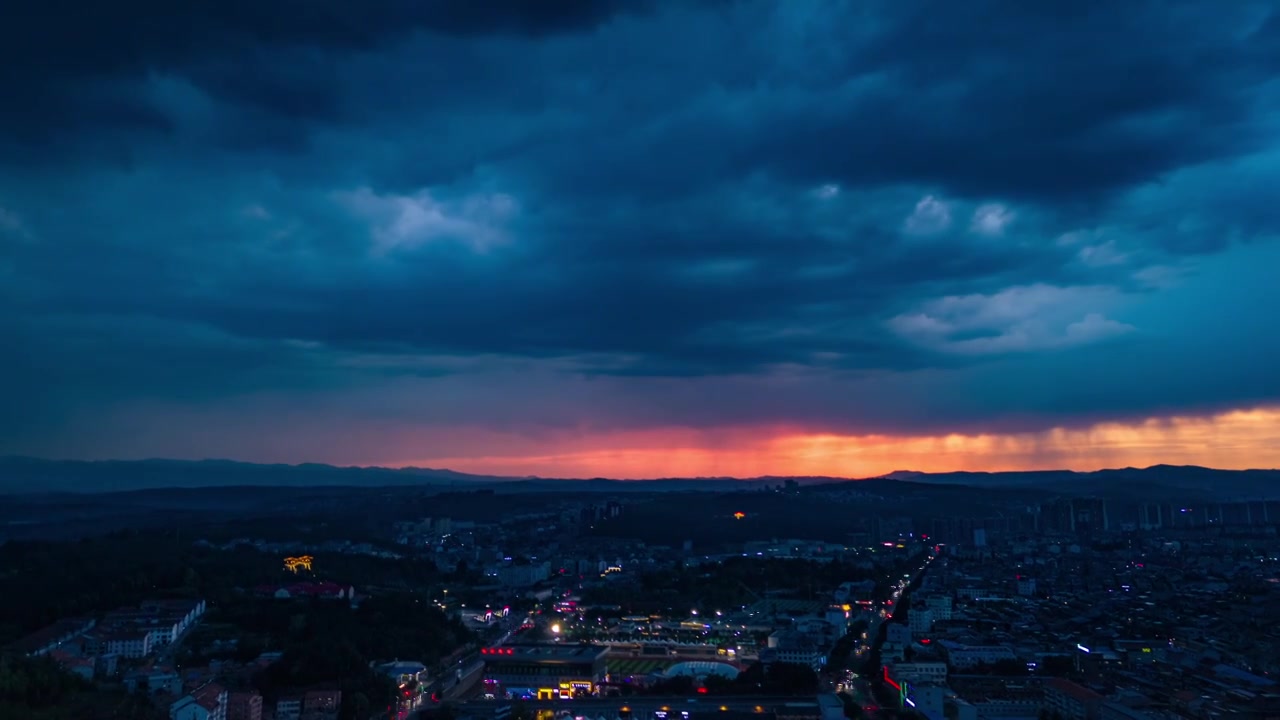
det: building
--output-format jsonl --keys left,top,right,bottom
{"left": 171, "top": 698, "right": 212, "bottom": 720}
{"left": 936, "top": 640, "right": 1017, "bottom": 669}
{"left": 886, "top": 662, "right": 947, "bottom": 684}
{"left": 764, "top": 630, "right": 827, "bottom": 671}
{"left": 825, "top": 606, "right": 850, "bottom": 632}
{"left": 834, "top": 580, "right": 877, "bottom": 603}
{"left": 886, "top": 624, "right": 912, "bottom": 646}
{"left": 302, "top": 689, "right": 341, "bottom": 720}
{"left": 481, "top": 644, "right": 608, "bottom": 699}
{"left": 909, "top": 683, "right": 947, "bottom": 717}
{"left": 1045, "top": 498, "right": 1109, "bottom": 535}
{"left": 195, "top": 683, "right": 228, "bottom": 720}
{"left": 171, "top": 684, "right": 227, "bottom": 720}
{"left": 226, "top": 691, "right": 263, "bottom": 720}
{"left": 103, "top": 629, "right": 153, "bottom": 659}
{"left": 1044, "top": 678, "right": 1104, "bottom": 720}
{"left": 909, "top": 608, "right": 934, "bottom": 636}
{"left": 85, "top": 599, "right": 206, "bottom": 658}
{"left": 925, "top": 596, "right": 953, "bottom": 621}
{"left": 275, "top": 697, "right": 303, "bottom": 720}
{"left": 1015, "top": 577, "right": 1037, "bottom": 596}
{"left": 141, "top": 598, "right": 206, "bottom": 634}
{"left": 817, "top": 695, "right": 846, "bottom": 720}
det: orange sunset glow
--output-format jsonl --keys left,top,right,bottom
{"left": 404, "top": 406, "right": 1280, "bottom": 479}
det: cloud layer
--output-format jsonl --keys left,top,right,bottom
{"left": 2, "top": 0, "right": 1279, "bottom": 472}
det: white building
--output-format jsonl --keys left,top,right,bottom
{"left": 925, "top": 596, "right": 953, "bottom": 621}
{"left": 104, "top": 630, "right": 152, "bottom": 659}
{"left": 909, "top": 608, "right": 934, "bottom": 636}
{"left": 888, "top": 662, "right": 948, "bottom": 684}
{"left": 769, "top": 646, "right": 827, "bottom": 671}
{"left": 146, "top": 626, "right": 176, "bottom": 649}
{"left": 765, "top": 630, "right": 827, "bottom": 671}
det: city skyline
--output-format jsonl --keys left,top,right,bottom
{"left": 3, "top": 1, "right": 1279, "bottom": 479}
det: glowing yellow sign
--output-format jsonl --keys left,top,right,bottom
{"left": 733, "top": 512, "right": 746, "bottom": 520}
{"left": 284, "top": 555, "right": 313, "bottom": 573}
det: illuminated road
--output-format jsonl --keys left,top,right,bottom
{"left": 453, "top": 695, "right": 825, "bottom": 714}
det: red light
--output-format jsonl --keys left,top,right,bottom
{"left": 506, "top": 648, "right": 513, "bottom": 655}
{"left": 698, "top": 688, "right": 708, "bottom": 694}
{"left": 921, "top": 639, "right": 931, "bottom": 644}
{"left": 883, "top": 666, "right": 901, "bottom": 691}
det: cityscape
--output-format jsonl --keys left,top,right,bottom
{"left": 3, "top": 1, "right": 1280, "bottom": 720}
{"left": 4, "top": 470, "right": 1280, "bottom": 719}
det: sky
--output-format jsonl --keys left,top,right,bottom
{"left": 2, "top": 0, "right": 1280, "bottom": 478}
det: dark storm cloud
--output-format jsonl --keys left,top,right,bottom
{"left": 1, "top": 0, "right": 1279, "bottom": 448}
{"left": 503, "top": 0, "right": 1278, "bottom": 205}
{"left": 0, "top": 0, "right": 648, "bottom": 149}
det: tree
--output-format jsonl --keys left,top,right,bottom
{"left": 349, "top": 692, "right": 370, "bottom": 720}
{"left": 511, "top": 701, "right": 533, "bottom": 720}
{"left": 1040, "top": 656, "right": 1073, "bottom": 677}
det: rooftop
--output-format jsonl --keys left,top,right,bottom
{"left": 1047, "top": 678, "right": 1105, "bottom": 705}
{"left": 482, "top": 644, "right": 608, "bottom": 663}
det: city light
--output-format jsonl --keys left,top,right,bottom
{"left": 551, "top": 623, "right": 561, "bottom": 634}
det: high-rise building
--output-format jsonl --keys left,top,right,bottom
{"left": 1044, "top": 498, "right": 1108, "bottom": 535}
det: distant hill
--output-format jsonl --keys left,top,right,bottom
{"left": 0, "top": 456, "right": 504, "bottom": 494}
{"left": 1, "top": 457, "right": 1276, "bottom": 499}
{"left": 872, "top": 464, "right": 1280, "bottom": 501}
{"left": 0, "top": 457, "right": 782, "bottom": 494}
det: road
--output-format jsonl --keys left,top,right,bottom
{"left": 861, "top": 551, "right": 938, "bottom": 708}
{"left": 837, "top": 551, "right": 937, "bottom": 711}
{"left": 454, "top": 695, "right": 829, "bottom": 714}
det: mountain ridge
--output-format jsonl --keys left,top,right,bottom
{"left": 1, "top": 456, "right": 1278, "bottom": 496}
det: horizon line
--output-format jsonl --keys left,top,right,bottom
{"left": 4, "top": 454, "right": 1278, "bottom": 482}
